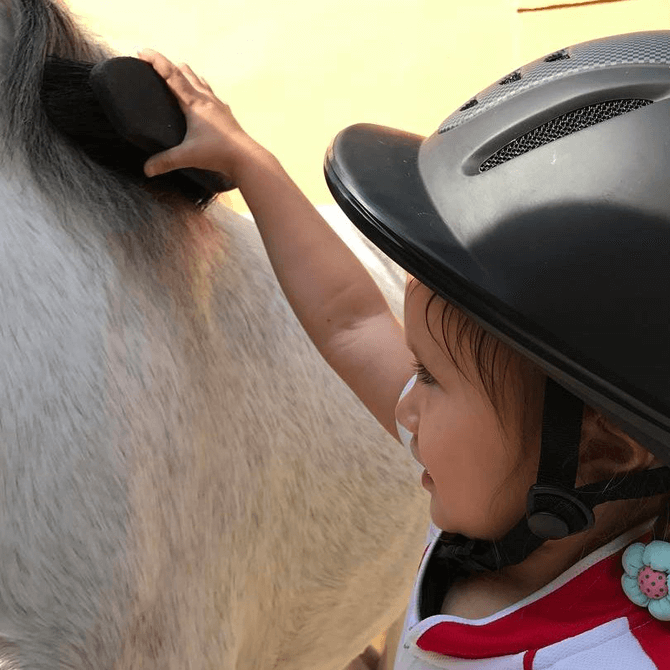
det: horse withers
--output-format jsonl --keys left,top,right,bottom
{"left": 0, "top": 1, "right": 428, "bottom": 668}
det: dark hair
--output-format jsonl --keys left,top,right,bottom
{"left": 422, "top": 290, "right": 544, "bottom": 445}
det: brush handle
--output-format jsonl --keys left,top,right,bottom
{"left": 89, "top": 57, "right": 237, "bottom": 194}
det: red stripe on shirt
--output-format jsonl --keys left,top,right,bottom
{"left": 416, "top": 536, "right": 670, "bottom": 659}
{"left": 523, "top": 649, "right": 537, "bottom": 670}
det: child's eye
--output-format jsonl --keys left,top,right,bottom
{"left": 413, "top": 359, "right": 436, "bottom": 385}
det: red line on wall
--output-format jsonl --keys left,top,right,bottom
{"left": 518, "top": 0, "right": 633, "bottom": 12}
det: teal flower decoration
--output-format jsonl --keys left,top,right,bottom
{"left": 622, "top": 541, "right": 670, "bottom": 621}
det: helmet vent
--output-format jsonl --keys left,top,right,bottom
{"left": 499, "top": 70, "right": 522, "bottom": 85}
{"left": 460, "top": 98, "right": 479, "bottom": 111}
{"left": 479, "top": 98, "right": 652, "bottom": 172}
{"left": 544, "top": 49, "right": 570, "bottom": 63}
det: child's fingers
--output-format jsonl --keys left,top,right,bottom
{"left": 143, "top": 145, "right": 188, "bottom": 178}
{"left": 136, "top": 49, "right": 198, "bottom": 106}
{"left": 136, "top": 47, "right": 248, "bottom": 179}
{"left": 136, "top": 47, "right": 157, "bottom": 60}
{"left": 177, "top": 62, "right": 208, "bottom": 89}
{"left": 138, "top": 49, "right": 212, "bottom": 99}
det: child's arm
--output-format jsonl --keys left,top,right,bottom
{"left": 137, "top": 49, "right": 415, "bottom": 439}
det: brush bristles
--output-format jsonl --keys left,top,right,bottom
{"left": 40, "top": 55, "right": 215, "bottom": 207}
{"left": 42, "top": 58, "right": 112, "bottom": 136}
{"left": 41, "top": 56, "right": 143, "bottom": 165}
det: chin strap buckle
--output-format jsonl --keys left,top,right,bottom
{"left": 526, "top": 484, "right": 595, "bottom": 540}
{"left": 437, "top": 535, "right": 499, "bottom": 573}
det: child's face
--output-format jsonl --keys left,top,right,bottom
{"left": 396, "top": 280, "right": 539, "bottom": 539}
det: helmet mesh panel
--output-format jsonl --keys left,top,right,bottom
{"left": 479, "top": 98, "right": 652, "bottom": 172}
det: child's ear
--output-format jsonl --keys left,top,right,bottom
{"left": 578, "top": 406, "right": 661, "bottom": 484}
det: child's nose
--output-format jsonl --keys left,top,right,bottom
{"left": 395, "top": 374, "right": 418, "bottom": 446}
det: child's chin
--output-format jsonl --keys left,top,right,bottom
{"left": 429, "top": 502, "right": 451, "bottom": 533}
{"left": 429, "top": 505, "right": 483, "bottom": 538}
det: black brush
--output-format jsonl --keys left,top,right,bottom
{"left": 41, "top": 55, "right": 235, "bottom": 199}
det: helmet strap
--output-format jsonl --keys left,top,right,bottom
{"left": 526, "top": 377, "right": 593, "bottom": 539}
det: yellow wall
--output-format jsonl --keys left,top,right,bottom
{"left": 65, "top": 0, "right": 669, "bottom": 212}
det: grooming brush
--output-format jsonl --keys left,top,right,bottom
{"left": 42, "top": 55, "right": 235, "bottom": 195}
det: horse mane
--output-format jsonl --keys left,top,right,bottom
{"left": 0, "top": 0, "right": 218, "bottom": 263}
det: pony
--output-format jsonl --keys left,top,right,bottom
{"left": 0, "top": 0, "right": 428, "bottom": 668}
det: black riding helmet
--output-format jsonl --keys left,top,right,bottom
{"left": 325, "top": 31, "right": 670, "bottom": 575}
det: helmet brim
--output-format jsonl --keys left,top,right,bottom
{"left": 324, "top": 122, "right": 670, "bottom": 463}
{"left": 324, "top": 123, "right": 488, "bottom": 313}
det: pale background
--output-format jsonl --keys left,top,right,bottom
{"left": 65, "top": 0, "right": 669, "bottom": 215}
{"left": 61, "top": 0, "right": 670, "bottom": 659}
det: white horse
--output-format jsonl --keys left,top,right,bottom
{"left": 0, "top": 1, "right": 428, "bottom": 668}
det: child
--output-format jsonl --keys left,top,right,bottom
{"left": 137, "top": 30, "right": 670, "bottom": 669}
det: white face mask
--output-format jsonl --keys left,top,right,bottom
{"left": 396, "top": 374, "right": 440, "bottom": 541}
{"left": 395, "top": 374, "right": 417, "bottom": 452}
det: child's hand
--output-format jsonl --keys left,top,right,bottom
{"left": 136, "top": 48, "right": 268, "bottom": 184}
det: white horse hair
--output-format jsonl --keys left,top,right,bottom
{"left": 0, "top": 1, "right": 428, "bottom": 668}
